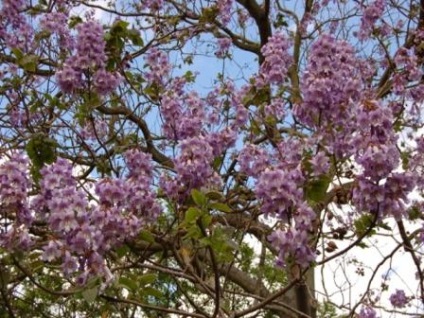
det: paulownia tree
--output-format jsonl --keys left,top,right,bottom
{"left": 1, "top": 0, "right": 424, "bottom": 317}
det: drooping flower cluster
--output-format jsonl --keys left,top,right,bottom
{"left": 145, "top": 47, "right": 171, "bottom": 86}
{"left": 238, "top": 145, "right": 271, "bottom": 178}
{"left": 392, "top": 47, "right": 423, "bottom": 95}
{"left": 358, "top": 0, "right": 386, "bottom": 40}
{"left": 255, "top": 168, "right": 304, "bottom": 219}
{"left": 217, "top": 0, "right": 233, "bottom": 25}
{"left": 173, "top": 137, "right": 218, "bottom": 192}
{"left": 56, "top": 20, "right": 120, "bottom": 95}
{"left": 258, "top": 33, "right": 292, "bottom": 86}
{"left": 389, "top": 289, "right": 408, "bottom": 308}
{"left": 216, "top": 38, "right": 232, "bottom": 58}
{"left": 28, "top": 150, "right": 161, "bottom": 283}
{"left": 295, "top": 35, "right": 362, "bottom": 151}
{"left": 0, "top": 153, "right": 33, "bottom": 249}
{"left": 0, "top": 0, "right": 33, "bottom": 50}
{"left": 239, "top": 140, "right": 318, "bottom": 267}
{"left": 351, "top": 101, "right": 414, "bottom": 218}
{"left": 158, "top": 78, "right": 248, "bottom": 199}
{"left": 358, "top": 306, "right": 378, "bottom": 318}
{"left": 40, "top": 11, "right": 73, "bottom": 49}
{"left": 268, "top": 227, "right": 315, "bottom": 268}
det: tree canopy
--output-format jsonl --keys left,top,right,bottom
{"left": 1, "top": 0, "right": 424, "bottom": 317}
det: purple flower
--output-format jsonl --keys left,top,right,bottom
{"left": 42, "top": 240, "right": 63, "bottom": 262}
{"left": 309, "top": 152, "right": 330, "bottom": 176}
{"left": 259, "top": 33, "right": 292, "bottom": 85}
{"left": 389, "top": 289, "right": 408, "bottom": 308}
{"left": 216, "top": 38, "right": 232, "bottom": 58}
{"left": 93, "top": 69, "right": 121, "bottom": 95}
{"left": 358, "top": 306, "right": 378, "bottom": 318}
{"left": 75, "top": 20, "right": 106, "bottom": 69}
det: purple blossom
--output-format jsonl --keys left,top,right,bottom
{"left": 174, "top": 137, "right": 215, "bottom": 189}
{"left": 309, "top": 152, "right": 330, "bottom": 176}
{"left": 56, "top": 20, "right": 119, "bottom": 95}
{"left": 75, "top": 21, "right": 107, "bottom": 69}
{"left": 255, "top": 168, "right": 304, "bottom": 219}
{"left": 259, "top": 33, "right": 292, "bottom": 85}
{"left": 238, "top": 145, "right": 270, "bottom": 177}
{"left": 358, "top": 306, "right": 378, "bottom": 318}
{"left": 216, "top": 38, "right": 232, "bottom": 58}
{"left": 145, "top": 47, "right": 171, "bottom": 85}
{"left": 42, "top": 240, "right": 64, "bottom": 262}
{"left": 92, "top": 69, "right": 121, "bottom": 95}
{"left": 358, "top": 0, "right": 386, "bottom": 40}
{"left": 39, "top": 11, "right": 73, "bottom": 49}
{"left": 0, "top": 153, "right": 31, "bottom": 226}
{"left": 268, "top": 228, "right": 315, "bottom": 268}
{"left": 0, "top": 0, "right": 33, "bottom": 50}
{"left": 389, "top": 289, "right": 408, "bottom": 308}
{"left": 217, "top": 0, "right": 233, "bottom": 25}
{"left": 56, "top": 58, "right": 84, "bottom": 93}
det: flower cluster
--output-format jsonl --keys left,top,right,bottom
{"left": 295, "top": 35, "right": 361, "bottom": 136}
{"left": 174, "top": 137, "right": 216, "bottom": 190}
{"left": 1, "top": 0, "right": 25, "bottom": 28}
{"left": 238, "top": 144, "right": 271, "bottom": 178}
{"left": 358, "top": 306, "right": 378, "bottom": 318}
{"left": 217, "top": 0, "right": 233, "bottom": 25}
{"left": 145, "top": 47, "right": 171, "bottom": 85}
{"left": 160, "top": 87, "right": 206, "bottom": 141}
{"left": 294, "top": 35, "right": 368, "bottom": 159}
{"left": 358, "top": 0, "right": 386, "bottom": 40}
{"left": 351, "top": 100, "right": 413, "bottom": 218}
{"left": 0, "top": 0, "right": 33, "bottom": 50}
{"left": 30, "top": 150, "right": 161, "bottom": 284}
{"left": 268, "top": 227, "right": 315, "bottom": 268}
{"left": 40, "top": 11, "right": 73, "bottom": 49}
{"left": 216, "top": 38, "right": 232, "bottom": 58}
{"left": 0, "top": 153, "right": 32, "bottom": 249}
{"left": 56, "top": 20, "right": 120, "bottom": 95}
{"left": 159, "top": 78, "right": 248, "bottom": 201}
{"left": 258, "top": 33, "right": 292, "bottom": 86}
{"left": 389, "top": 289, "right": 408, "bottom": 308}
{"left": 255, "top": 168, "right": 304, "bottom": 219}
{"left": 239, "top": 139, "right": 318, "bottom": 267}
{"left": 392, "top": 47, "right": 423, "bottom": 95}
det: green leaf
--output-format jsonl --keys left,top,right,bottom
{"left": 209, "top": 202, "right": 232, "bottom": 213}
{"left": 354, "top": 214, "right": 375, "bottom": 237}
{"left": 304, "top": 175, "right": 331, "bottom": 203}
{"left": 138, "top": 273, "right": 157, "bottom": 286}
{"left": 191, "top": 189, "right": 207, "bottom": 206}
{"left": 205, "top": 190, "right": 224, "bottom": 201}
{"left": 19, "top": 55, "right": 39, "bottom": 72}
{"left": 183, "top": 70, "right": 196, "bottom": 82}
{"left": 139, "top": 230, "right": 155, "bottom": 243}
{"left": 142, "top": 287, "right": 163, "bottom": 299}
{"left": 26, "top": 133, "right": 57, "bottom": 181}
{"left": 12, "top": 48, "right": 24, "bottom": 60}
{"left": 127, "top": 28, "right": 143, "bottom": 46}
{"left": 184, "top": 207, "right": 201, "bottom": 223}
{"left": 119, "top": 277, "right": 138, "bottom": 292}
{"left": 201, "top": 213, "right": 212, "bottom": 227}
{"left": 82, "top": 286, "right": 98, "bottom": 302}
{"left": 116, "top": 245, "right": 130, "bottom": 258}
{"left": 408, "top": 205, "right": 422, "bottom": 220}
{"left": 68, "top": 16, "right": 83, "bottom": 28}
{"left": 111, "top": 20, "right": 129, "bottom": 35}
{"left": 377, "top": 222, "right": 392, "bottom": 231}
{"left": 357, "top": 242, "right": 369, "bottom": 249}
